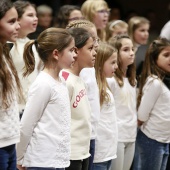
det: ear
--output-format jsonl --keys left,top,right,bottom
{"left": 52, "top": 49, "right": 59, "bottom": 61}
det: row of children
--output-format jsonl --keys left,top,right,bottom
{"left": 0, "top": 0, "right": 170, "bottom": 170}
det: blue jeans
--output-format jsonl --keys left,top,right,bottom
{"left": 0, "top": 144, "right": 16, "bottom": 170}
{"left": 27, "top": 168, "right": 64, "bottom": 170}
{"left": 135, "top": 129, "right": 169, "bottom": 170}
{"left": 88, "top": 139, "right": 95, "bottom": 170}
{"left": 93, "top": 160, "right": 111, "bottom": 170}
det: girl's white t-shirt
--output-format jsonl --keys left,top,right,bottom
{"left": 107, "top": 77, "right": 137, "bottom": 142}
{"left": 93, "top": 89, "right": 118, "bottom": 163}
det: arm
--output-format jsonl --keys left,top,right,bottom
{"left": 138, "top": 78, "right": 161, "bottom": 122}
{"left": 17, "top": 81, "right": 51, "bottom": 165}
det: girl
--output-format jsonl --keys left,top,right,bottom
{"left": 135, "top": 38, "right": 170, "bottom": 170}
{"left": 55, "top": 5, "right": 84, "bottom": 28}
{"left": 61, "top": 27, "right": 96, "bottom": 170}
{"left": 16, "top": 28, "right": 77, "bottom": 170}
{"left": 81, "top": 0, "right": 110, "bottom": 42}
{"left": 107, "top": 34, "right": 137, "bottom": 170}
{"left": 93, "top": 42, "right": 118, "bottom": 170}
{"left": 128, "top": 16, "right": 150, "bottom": 79}
{"left": 66, "top": 20, "right": 100, "bottom": 170}
{"left": 106, "top": 20, "right": 128, "bottom": 41}
{"left": 10, "top": 1, "right": 39, "bottom": 116}
{"left": 0, "top": 0, "right": 21, "bottom": 169}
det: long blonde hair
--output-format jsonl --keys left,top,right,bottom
{"left": 81, "top": 0, "right": 109, "bottom": 41}
{"left": 95, "top": 42, "right": 117, "bottom": 106}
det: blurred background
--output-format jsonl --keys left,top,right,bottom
{"left": 12, "top": 0, "right": 170, "bottom": 35}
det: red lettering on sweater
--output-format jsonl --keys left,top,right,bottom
{"left": 73, "top": 89, "right": 86, "bottom": 108}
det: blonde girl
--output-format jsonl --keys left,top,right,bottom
{"left": 66, "top": 19, "right": 100, "bottom": 170}
{"left": 128, "top": 16, "right": 150, "bottom": 80}
{"left": 0, "top": 0, "right": 21, "bottom": 169}
{"left": 81, "top": 0, "right": 110, "bottom": 42}
{"left": 134, "top": 38, "right": 170, "bottom": 170}
{"left": 107, "top": 34, "right": 137, "bottom": 170}
{"left": 106, "top": 20, "right": 128, "bottom": 41}
{"left": 16, "top": 28, "right": 77, "bottom": 170}
{"left": 93, "top": 42, "right": 118, "bottom": 170}
{"left": 10, "top": 0, "right": 39, "bottom": 116}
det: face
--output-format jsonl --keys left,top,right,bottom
{"left": 58, "top": 39, "right": 77, "bottom": 69}
{"left": 68, "top": 10, "right": 84, "bottom": 22}
{"left": 0, "top": 7, "right": 20, "bottom": 43}
{"left": 18, "top": 5, "right": 38, "bottom": 37}
{"left": 38, "top": 12, "right": 52, "bottom": 28}
{"left": 93, "top": 8, "right": 109, "bottom": 29}
{"left": 156, "top": 46, "right": 170, "bottom": 73}
{"left": 77, "top": 37, "right": 96, "bottom": 68}
{"left": 112, "top": 26, "right": 127, "bottom": 37}
{"left": 103, "top": 52, "right": 118, "bottom": 78}
{"left": 89, "top": 27, "right": 99, "bottom": 49}
{"left": 133, "top": 23, "right": 149, "bottom": 45}
{"left": 119, "top": 38, "right": 135, "bottom": 69}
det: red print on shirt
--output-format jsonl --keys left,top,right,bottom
{"left": 73, "top": 89, "right": 86, "bottom": 108}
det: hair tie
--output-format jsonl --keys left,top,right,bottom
{"left": 109, "top": 20, "right": 123, "bottom": 31}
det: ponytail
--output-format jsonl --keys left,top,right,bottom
{"left": 23, "top": 40, "right": 36, "bottom": 77}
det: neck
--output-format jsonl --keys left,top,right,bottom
{"left": 67, "top": 62, "right": 82, "bottom": 76}
{"left": 43, "top": 66, "right": 61, "bottom": 81}
{"left": 18, "top": 31, "right": 27, "bottom": 39}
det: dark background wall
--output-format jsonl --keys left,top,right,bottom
{"left": 12, "top": 0, "right": 170, "bottom": 34}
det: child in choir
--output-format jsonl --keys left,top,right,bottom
{"left": 62, "top": 27, "right": 96, "bottom": 170}
{"left": 0, "top": 0, "right": 21, "bottom": 169}
{"left": 16, "top": 28, "right": 77, "bottom": 170}
{"left": 107, "top": 34, "right": 137, "bottom": 170}
{"left": 93, "top": 42, "right": 118, "bottom": 170}
{"left": 134, "top": 38, "right": 170, "bottom": 170}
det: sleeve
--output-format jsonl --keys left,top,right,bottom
{"left": 17, "top": 81, "right": 51, "bottom": 164}
{"left": 138, "top": 78, "right": 161, "bottom": 122}
{"left": 107, "top": 77, "right": 116, "bottom": 95}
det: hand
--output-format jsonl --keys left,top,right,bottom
{"left": 138, "top": 120, "right": 144, "bottom": 127}
{"left": 17, "top": 164, "right": 26, "bottom": 170}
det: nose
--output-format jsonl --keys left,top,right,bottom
{"left": 73, "top": 49, "right": 77, "bottom": 59}
{"left": 16, "top": 21, "right": 20, "bottom": 30}
{"left": 93, "top": 48, "right": 97, "bottom": 57}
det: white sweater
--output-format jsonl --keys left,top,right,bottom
{"left": 93, "top": 89, "right": 118, "bottom": 163}
{"left": 80, "top": 68, "right": 100, "bottom": 139}
{"left": 107, "top": 77, "right": 137, "bottom": 142}
{"left": 0, "top": 55, "right": 20, "bottom": 148}
{"left": 10, "top": 37, "right": 40, "bottom": 112}
{"left": 62, "top": 70, "right": 91, "bottom": 160}
{"left": 138, "top": 76, "right": 170, "bottom": 143}
{"left": 17, "top": 71, "right": 71, "bottom": 168}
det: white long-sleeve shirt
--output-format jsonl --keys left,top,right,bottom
{"left": 93, "top": 89, "right": 118, "bottom": 163}
{"left": 138, "top": 75, "right": 170, "bottom": 143}
{"left": 17, "top": 71, "right": 71, "bottom": 168}
{"left": 107, "top": 77, "right": 137, "bottom": 142}
{"left": 0, "top": 55, "right": 20, "bottom": 148}
{"left": 80, "top": 68, "right": 100, "bottom": 139}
